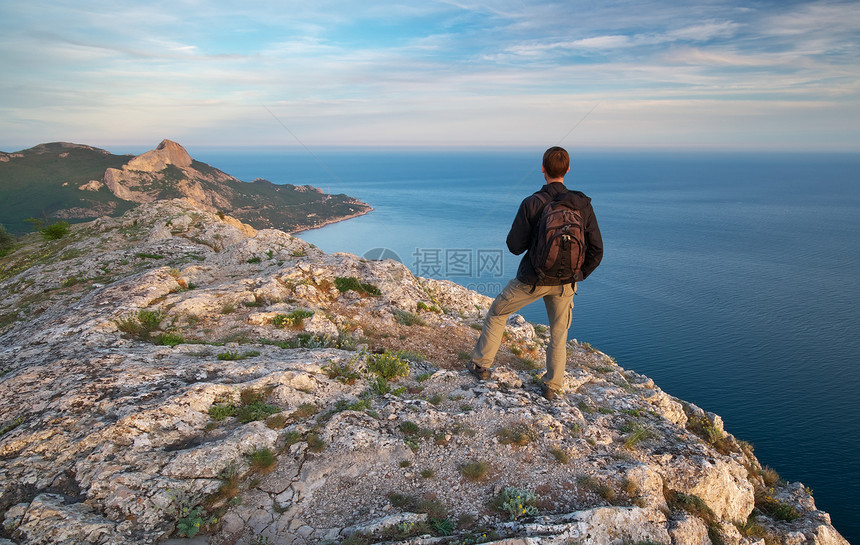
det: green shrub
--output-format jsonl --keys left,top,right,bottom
{"left": 272, "top": 309, "right": 314, "bottom": 328}
{"left": 687, "top": 413, "right": 734, "bottom": 454}
{"left": 399, "top": 421, "right": 420, "bottom": 435}
{"left": 217, "top": 350, "right": 242, "bottom": 361}
{"left": 237, "top": 401, "right": 281, "bottom": 423}
{"left": 367, "top": 351, "right": 410, "bottom": 381}
{"left": 265, "top": 413, "right": 288, "bottom": 429}
{"left": 0, "top": 225, "right": 15, "bottom": 257}
{"left": 334, "top": 276, "right": 380, "bottom": 296}
{"left": 416, "top": 301, "right": 441, "bottom": 313}
{"left": 138, "top": 309, "right": 164, "bottom": 330}
{"left": 114, "top": 309, "right": 163, "bottom": 340}
{"left": 578, "top": 475, "right": 617, "bottom": 504}
{"left": 292, "top": 402, "right": 319, "bottom": 420}
{"left": 27, "top": 218, "right": 70, "bottom": 240}
{"left": 665, "top": 488, "right": 715, "bottom": 524}
{"left": 156, "top": 332, "right": 184, "bottom": 347}
{"left": 208, "top": 403, "right": 237, "bottom": 421}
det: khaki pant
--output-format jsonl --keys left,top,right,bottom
{"left": 471, "top": 279, "right": 576, "bottom": 391}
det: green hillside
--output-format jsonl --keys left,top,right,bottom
{"left": 0, "top": 142, "right": 371, "bottom": 236}
{"left": 0, "top": 143, "right": 135, "bottom": 234}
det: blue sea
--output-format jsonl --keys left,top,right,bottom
{"left": 191, "top": 146, "right": 860, "bottom": 541}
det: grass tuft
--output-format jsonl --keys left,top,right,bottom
{"left": 460, "top": 460, "right": 489, "bottom": 481}
{"left": 334, "top": 276, "right": 380, "bottom": 296}
{"left": 393, "top": 309, "right": 426, "bottom": 326}
{"left": 497, "top": 422, "right": 538, "bottom": 446}
{"left": 248, "top": 447, "right": 277, "bottom": 473}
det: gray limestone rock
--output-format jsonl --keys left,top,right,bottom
{"left": 0, "top": 200, "right": 848, "bottom": 545}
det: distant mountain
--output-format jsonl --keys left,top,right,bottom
{"left": 0, "top": 140, "right": 372, "bottom": 235}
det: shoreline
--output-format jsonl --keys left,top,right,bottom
{"left": 289, "top": 205, "right": 374, "bottom": 235}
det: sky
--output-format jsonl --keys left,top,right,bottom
{"left": 1, "top": 0, "right": 859, "bottom": 152}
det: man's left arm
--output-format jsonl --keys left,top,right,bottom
{"left": 580, "top": 205, "right": 603, "bottom": 280}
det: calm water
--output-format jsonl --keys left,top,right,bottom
{"left": 191, "top": 147, "right": 860, "bottom": 541}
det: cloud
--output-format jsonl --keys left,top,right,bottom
{"left": 1, "top": 0, "right": 858, "bottom": 150}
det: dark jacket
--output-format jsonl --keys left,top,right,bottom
{"left": 506, "top": 182, "right": 603, "bottom": 285}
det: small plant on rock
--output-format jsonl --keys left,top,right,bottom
{"left": 217, "top": 350, "right": 243, "bottom": 361}
{"left": 306, "top": 433, "right": 326, "bottom": 453}
{"left": 495, "top": 486, "right": 539, "bottom": 521}
{"left": 549, "top": 446, "right": 570, "bottom": 464}
{"left": 272, "top": 309, "right": 314, "bottom": 328}
{"left": 754, "top": 488, "right": 801, "bottom": 522}
{"left": 323, "top": 360, "right": 361, "bottom": 384}
{"left": 173, "top": 498, "right": 216, "bottom": 538}
{"left": 208, "top": 402, "right": 237, "bottom": 421}
{"left": 460, "top": 461, "right": 489, "bottom": 481}
{"left": 114, "top": 308, "right": 164, "bottom": 341}
{"left": 497, "top": 422, "right": 538, "bottom": 446}
{"left": 334, "top": 276, "right": 380, "bottom": 296}
{"left": 578, "top": 475, "right": 618, "bottom": 505}
{"left": 248, "top": 447, "right": 277, "bottom": 473}
{"left": 367, "top": 350, "right": 410, "bottom": 381}
{"left": 393, "top": 309, "right": 425, "bottom": 326}
{"left": 686, "top": 413, "right": 734, "bottom": 454}
{"left": 620, "top": 420, "right": 654, "bottom": 449}
{"left": 156, "top": 331, "right": 185, "bottom": 347}
{"left": 237, "top": 400, "right": 280, "bottom": 424}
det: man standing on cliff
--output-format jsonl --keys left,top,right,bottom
{"left": 469, "top": 146, "right": 603, "bottom": 400}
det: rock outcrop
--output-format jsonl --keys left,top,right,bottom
{"left": 102, "top": 139, "right": 237, "bottom": 209}
{"left": 0, "top": 201, "right": 849, "bottom": 545}
{"left": 125, "top": 139, "right": 194, "bottom": 172}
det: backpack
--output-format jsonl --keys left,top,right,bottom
{"left": 529, "top": 190, "right": 586, "bottom": 289}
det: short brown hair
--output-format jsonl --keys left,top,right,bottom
{"left": 542, "top": 146, "right": 570, "bottom": 179}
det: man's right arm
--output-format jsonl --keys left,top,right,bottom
{"left": 580, "top": 205, "right": 603, "bottom": 280}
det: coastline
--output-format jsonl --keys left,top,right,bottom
{"left": 289, "top": 205, "right": 374, "bottom": 235}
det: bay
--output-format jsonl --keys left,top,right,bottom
{"left": 191, "top": 146, "right": 860, "bottom": 542}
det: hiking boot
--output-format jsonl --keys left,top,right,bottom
{"left": 540, "top": 382, "right": 558, "bottom": 401}
{"left": 469, "top": 362, "right": 492, "bottom": 381}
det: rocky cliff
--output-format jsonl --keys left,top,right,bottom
{"left": 0, "top": 201, "right": 849, "bottom": 545}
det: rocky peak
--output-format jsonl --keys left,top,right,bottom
{"left": 124, "top": 139, "right": 193, "bottom": 172}
{"left": 0, "top": 200, "right": 849, "bottom": 545}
